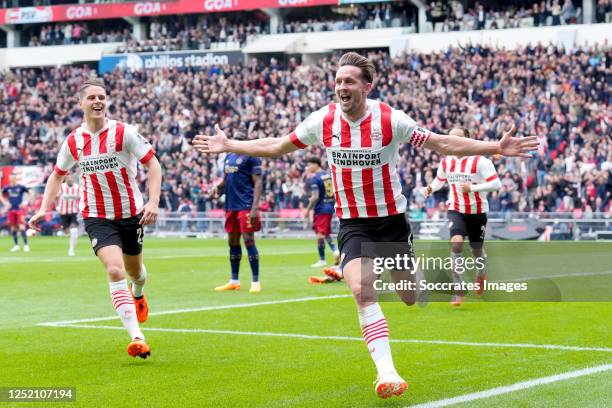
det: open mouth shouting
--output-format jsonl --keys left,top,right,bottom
{"left": 339, "top": 94, "right": 352, "bottom": 105}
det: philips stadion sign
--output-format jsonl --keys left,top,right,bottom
{"left": 99, "top": 50, "right": 243, "bottom": 74}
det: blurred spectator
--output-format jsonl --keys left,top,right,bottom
{"left": 23, "top": 21, "right": 131, "bottom": 47}
{"left": 426, "top": 0, "right": 589, "bottom": 32}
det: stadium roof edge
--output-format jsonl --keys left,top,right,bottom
{"left": 244, "top": 27, "right": 408, "bottom": 54}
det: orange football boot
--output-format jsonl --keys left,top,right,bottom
{"left": 214, "top": 282, "right": 241, "bottom": 291}
{"left": 127, "top": 339, "right": 150, "bottom": 359}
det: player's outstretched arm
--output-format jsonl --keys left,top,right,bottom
{"left": 304, "top": 190, "right": 319, "bottom": 225}
{"left": 424, "top": 125, "right": 539, "bottom": 158}
{"left": 193, "top": 125, "right": 299, "bottom": 158}
{"left": 251, "top": 173, "right": 263, "bottom": 222}
{"left": 29, "top": 171, "right": 65, "bottom": 231}
{"left": 140, "top": 155, "right": 162, "bottom": 225}
{"left": 462, "top": 178, "right": 502, "bottom": 193}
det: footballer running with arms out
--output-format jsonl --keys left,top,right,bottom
{"left": 424, "top": 127, "right": 502, "bottom": 306}
{"left": 29, "top": 78, "right": 162, "bottom": 359}
{"left": 193, "top": 52, "right": 539, "bottom": 399}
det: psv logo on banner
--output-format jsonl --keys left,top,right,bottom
{"left": 6, "top": 7, "right": 52, "bottom": 24}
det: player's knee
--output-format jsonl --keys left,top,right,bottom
{"left": 349, "top": 282, "right": 377, "bottom": 306}
{"left": 450, "top": 238, "right": 464, "bottom": 253}
{"left": 106, "top": 264, "right": 125, "bottom": 281}
{"left": 243, "top": 234, "right": 255, "bottom": 247}
{"left": 450, "top": 235, "right": 464, "bottom": 243}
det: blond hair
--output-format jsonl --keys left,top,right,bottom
{"left": 338, "top": 52, "right": 376, "bottom": 84}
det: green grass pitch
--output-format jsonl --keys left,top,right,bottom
{"left": 0, "top": 236, "right": 611, "bottom": 407}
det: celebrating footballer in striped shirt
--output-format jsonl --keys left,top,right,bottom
{"left": 193, "top": 52, "right": 539, "bottom": 399}
{"left": 424, "top": 128, "right": 502, "bottom": 305}
{"left": 29, "top": 78, "right": 162, "bottom": 360}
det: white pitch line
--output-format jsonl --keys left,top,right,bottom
{"left": 0, "top": 249, "right": 316, "bottom": 265}
{"left": 37, "top": 294, "right": 352, "bottom": 326}
{"left": 407, "top": 363, "right": 612, "bottom": 408}
{"left": 42, "top": 324, "right": 612, "bottom": 353}
{"left": 497, "top": 270, "right": 612, "bottom": 282}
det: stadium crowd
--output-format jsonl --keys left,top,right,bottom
{"left": 119, "top": 3, "right": 411, "bottom": 54}
{"left": 119, "top": 13, "right": 266, "bottom": 53}
{"left": 0, "top": 43, "right": 610, "bottom": 222}
{"left": 425, "top": 0, "right": 600, "bottom": 31}
{"left": 278, "top": 2, "right": 412, "bottom": 33}
{"left": 24, "top": 21, "right": 131, "bottom": 47}
{"left": 9, "top": 1, "right": 612, "bottom": 49}
{"left": 6, "top": 2, "right": 411, "bottom": 50}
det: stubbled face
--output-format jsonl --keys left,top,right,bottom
{"left": 80, "top": 85, "right": 107, "bottom": 121}
{"left": 335, "top": 65, "right": 371, "bottom": 117}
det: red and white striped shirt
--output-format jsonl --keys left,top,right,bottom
{"left": 54, "top": 119, "right": 156, "bottom": 220}
{"left": 57, "top": 183, "right": 79, "bottom": 215}
{"left": 290, "top": 99, "right": 429, "bottom": 219}
{"left": 435, "top": 155, "right": 499, "bottom": 214}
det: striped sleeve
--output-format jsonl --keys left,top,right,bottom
{"left": 478, "top": 158, "right": 498, "bottom": 182}
{"left": 55, "top": 134, "right": 77, "bottom": 175}
{"left": 124, "top": 124, "right": 155, "bottom": 163}
{"left": 436, "top": 159, "right": 448, "bottom": 182}
{"left": 391, "top": 109, "right": 430, "bottom": 149}
{"left": 289, "top": 107, "right": 326, "bottom": 149}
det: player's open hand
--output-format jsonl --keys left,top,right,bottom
{"left": 249, "top": 208, "right": 259, "bottom": 229}
{"left": 28, "top": 210, "right": 46, "bottom": 232}
{"left": 193, "top": 124, "right": 229, "bottom": 154}
{"left": 498, "top": 125, "right": 540, "bottom": 158}
{"left": 303, "top": 209, "right": 311, "bottom": 228}
{"left": 140, "top": 202, "right": 159, "bottom": 225}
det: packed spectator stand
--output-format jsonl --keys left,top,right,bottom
{"left": 1, "top": 43, "right": 610, "bottom": 226}
{"left": 5, "top": 1, "right": 612, "bottom": 50}
{"left": 426, "top": 0, "right": 611, "bottom": 31}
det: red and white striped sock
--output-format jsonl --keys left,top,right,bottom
{"left": 358, "top": 303, "right": 396, "bottom": 375}
{"left": 109, "top": 279, "right": 144, "bottom": 340}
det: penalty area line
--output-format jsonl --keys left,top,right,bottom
{"left": 37, "top": 294, "right": 353, "bottom": 326}
{"left": 42, "top": 324, "right": 612, "bottom": 354}
{"left": 406, "top": 363, "right": 612, "bottom": 408}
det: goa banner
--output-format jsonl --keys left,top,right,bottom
{"left": 1, "top": 0, "right": 338, "bottom": 25}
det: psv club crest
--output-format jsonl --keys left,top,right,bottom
{"left": 371, "top": 127, "right": 382, "bottom": 141}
